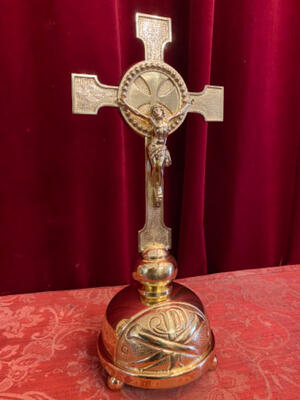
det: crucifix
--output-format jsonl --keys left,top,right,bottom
{"left": 72, "top": 13, "right": 223, "bottom": 391}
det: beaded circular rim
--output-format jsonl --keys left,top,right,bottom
{"left": 118, "top": 61, "right": 189, "bottom": 137}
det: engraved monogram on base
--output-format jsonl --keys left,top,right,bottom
{"left": 115, "top": 302, "right": 211, "bottom": 376}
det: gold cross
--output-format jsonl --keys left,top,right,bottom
{"left": 72, "top": 13, "right": 223, "bottom": 253}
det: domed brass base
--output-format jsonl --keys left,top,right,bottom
{"left": 98, "top": 282, "right": 217, "bottom": 390}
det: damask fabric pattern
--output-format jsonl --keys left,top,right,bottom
{"left": 0, "top": 266, "right": 299, "bottom": 400}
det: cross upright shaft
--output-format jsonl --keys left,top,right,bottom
{"left": 72, "top": 12, "right": 224, "bottom": 253}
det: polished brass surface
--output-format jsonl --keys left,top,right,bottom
{"left": 107, "top": 376, "right": 123, "bottom": 391}
{"left": 133, "top": 246, "right": 177, "bottom": 304}
{"left": 71, "top": 12, "right": 223, "bottom": 390}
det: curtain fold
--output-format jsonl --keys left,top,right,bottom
{"left": 0, "top": 0, "right": 299, "bottom": 295}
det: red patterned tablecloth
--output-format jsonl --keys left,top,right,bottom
{"left": 0, "top": 265, "right": 300, "bottom": 400}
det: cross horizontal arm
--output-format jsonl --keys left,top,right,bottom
{"left": 188, "top": 85, "right": 224, "bottom": 122}
{"left": 72, "top": 74, "right": 118, "bottom": 114}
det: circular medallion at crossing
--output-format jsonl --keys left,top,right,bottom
{"left": 118, "top": 61, "right": 189, "bottom": 137}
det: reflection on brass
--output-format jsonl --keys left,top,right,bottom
{"left": 72, "top": 12, "right": 223, "bottom": 390}
{"left": 133, "top": 246, "right": 178, "bottom": 304}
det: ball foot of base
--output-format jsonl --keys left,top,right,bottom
{"left": 209, "top": 356, "right": 218, "bottom": 371}
{"left": 107, "top": 376, "right": 123, "bottom": 391}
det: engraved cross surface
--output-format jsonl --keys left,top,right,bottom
{"left": 72, "top": 12, "right": 224, "bottom": 252}
{"left": 129, "top": 72, "right": 178, "bottom": 113}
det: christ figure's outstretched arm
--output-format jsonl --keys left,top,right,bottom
{"left": 168, "top": 100, "right": 193, "bottom": 122}
{"left": 118, "top": 98, "right": 151, "bottom": 122}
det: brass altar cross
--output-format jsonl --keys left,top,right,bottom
{"left": 72, "top": 13, "right": 223, "bottom": 253}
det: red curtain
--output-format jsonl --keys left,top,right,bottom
{"left": 0, "top": 0, "right": 299, "bottom": 295}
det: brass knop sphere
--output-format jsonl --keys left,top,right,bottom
{"left": 133, "top": 246, "right": 178, "bottom": 304}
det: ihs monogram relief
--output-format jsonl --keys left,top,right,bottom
{"left": 115, "top": 303, "right": 211, "bottom": 376}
